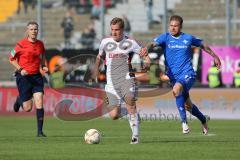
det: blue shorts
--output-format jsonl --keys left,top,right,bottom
{"left": 170, "top": 74, "right": 196, "bottom": 101}
{"left": 16, "top": 73, "right": 44, "bottom": 102}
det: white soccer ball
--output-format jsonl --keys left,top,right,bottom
{"left": 84, "top": 129, "right": 101, "bottom": 144}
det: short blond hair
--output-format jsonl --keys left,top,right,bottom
{"left": 27, "top": 21, "right": 39, "bottom": 28}
{"left": 110, "top": 17, "right": 124, "bottom": 29}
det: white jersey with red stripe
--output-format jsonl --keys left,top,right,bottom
{"left": 98, "top": 35, "right": 142, "bottom": 85}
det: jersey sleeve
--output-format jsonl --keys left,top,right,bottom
{"left": 98, "top": 40, "right": 105, "bottom": 56}
{"left": 153, "top": 33, "right": 166, "bottom": 46}
{"left": 9, "top": 43, "right": 23, "bottom": 61}
{"left": 131, "top": 40, "right": 142, "bottom": 54}
{"left": 191, "top": 35, "right": 203, "bottom": 47}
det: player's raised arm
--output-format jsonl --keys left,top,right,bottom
{"left": 200, "top": 43, "right": 221, "bottom": 69}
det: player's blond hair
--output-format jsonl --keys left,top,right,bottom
{"left": 110, "top": 17, "right": 124, "bottom": 29}
{"left": 27, "top": 21, "right": 39, "bottom": 28}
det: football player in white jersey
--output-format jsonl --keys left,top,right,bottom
{"left": 92, "top": 17, "right": 150, "bottom": 144}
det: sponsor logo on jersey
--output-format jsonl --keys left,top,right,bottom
{"left": 168, "top": 44, "right": 188, "bottom": 49}
{"left": 109, "top": 53, "right": 127, "bottom": 58}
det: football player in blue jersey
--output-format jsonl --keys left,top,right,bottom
{"left": 146, "top": 15, "right": 221, "bottom": 134}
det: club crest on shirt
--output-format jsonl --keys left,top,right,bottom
{"left": 105, "top": 42, "right": 117, "bottom": 52}
{"left": 183, "top": 39, "right": 188, "bottom": 44}
{"left": 120, "top": 40, "right": 132, "bottom": 50}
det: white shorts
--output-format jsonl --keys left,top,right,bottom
{"left": 105, "top": 79, "right": 137, "bottom": 107}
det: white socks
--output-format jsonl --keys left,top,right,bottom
{"left": 129, "top": 113, "right": 140, "bottom": 138}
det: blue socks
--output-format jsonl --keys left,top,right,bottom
{"left": 190, "top": 104, "right": 206, "bottom": 124}
{"left": 176, "top": 94, "right": 187, "bottom": 123}
{"left": 176, "top": 91, "right": 206, "bottom": 124}
{"left": 36, "top": 108, "right": 44, "bottom": 134}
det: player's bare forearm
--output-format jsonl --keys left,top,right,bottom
{"left": 92, "top": 55, "right": 101, "bottom": 79}
{"left": 144, "top": 55, "right": 151, "bottom": 64}
{"left": 201, "top": 44, "right": 217, "bottom": 58}
{"left": 9, "top": 59, "right": 21, "bottom": 70}
{"left": 142, "top": 55, "right": 151, "bottom": 71}
{"left": 9, "top": 59, "right": 28, "bottom": 75}
{"left": 139, "top": 47, "right": 148, "bottom": 57}
{"left": 201, "top": 43, "right": 221, "bottom": 69}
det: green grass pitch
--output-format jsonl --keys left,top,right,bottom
{"left": 0, "top": 116, "right": 239, "bottom": 160}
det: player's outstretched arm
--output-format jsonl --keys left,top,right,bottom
{"left": 201, "top": 43, "right": 221, "bottom": 69}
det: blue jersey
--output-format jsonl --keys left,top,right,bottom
{"left": 154, "top": 32, "right": 203, "bottom": 80}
